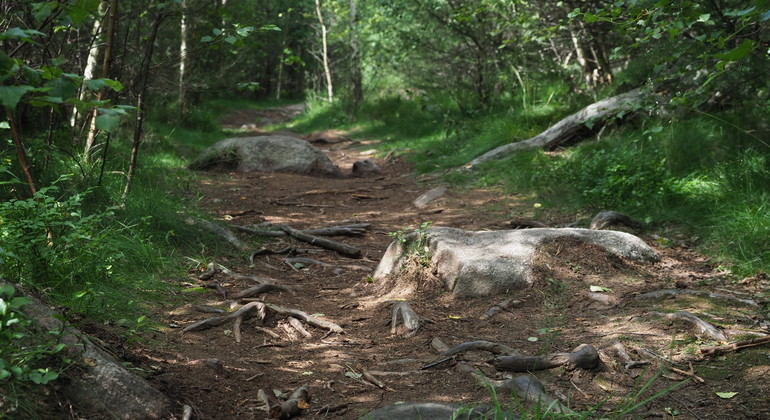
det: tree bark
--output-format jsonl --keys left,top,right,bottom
{"left": 348, "top": 0, "right": 363, "bottom": 109}
{"left": 315, "top": 0, "right": 333, "bottom": 102}
{"left": 71, "top": 0, "right": 108, "bottom": 128}
{"left": 122, "top": 10, "right": 165, "bottom": 201}
{"left": 179, "top": 0, "right": 189, "bottom": 115}
{"left": 83, "top": 0, "right": 118, "bottom": 161}
{"left": 5, "top": 108, "right": 37, "bottom": 196}
{"left": 466, "top": 89, "right": 642, "bottom": 169}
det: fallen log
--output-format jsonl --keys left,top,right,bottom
{"left": 8, "top": 283, "right": 172, "bottom": 419}
{"left": 493, "top": 343, "right": 600, "bottom": 372}
{"left": 391, "top": 301, "right": 421, "bottom": 337}
{"left": 466, "top": 89, "right": 643, "bottom": 168}
{"left": 278, "top": 224, "right": 362, "bottom": 258}
{"left": 270, "top": 384, "right": 310, "bottom": 419}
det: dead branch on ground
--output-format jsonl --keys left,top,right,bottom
{"left": 493, "top": 343, "right": 600, "bottom": 372}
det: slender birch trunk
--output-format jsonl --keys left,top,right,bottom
{"left": 83, "top": 0, "right": 118, "bottom": 161}
{"left": 315, "top": 0, "right": 333, "bottom": 103}
{"left": 71, "top": 0, "right": 108, "bottom": 128}
{"left": 179, "top": 0, "right": 189, "bottom": 115}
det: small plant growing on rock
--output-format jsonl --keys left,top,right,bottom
{"left": 388, "top": 221, "right": 432, "bottom": 266}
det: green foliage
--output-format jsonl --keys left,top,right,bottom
{"left": 0, "top": 178, "right": 119, "bottom": 291}
{"left": 0, "top": 284, "right": 67, "bottom": 416}
{"left": 571, "top": 0, "right": 770, "bottom": 107}
{"left": 388, "top": 221, "right": 432, "bottom": 266}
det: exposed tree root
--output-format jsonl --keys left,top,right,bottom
{"left": 278, "top": 224, "right": 362, "bottom": 258}
{"left": 200, "top": 261, "right": 277, "bottom": 284}
{"left": 288, "top": 316, "right": 313, "bottom": 339}
{"left": 236, "top": 223, "right": 371, "bottom": 237}
{"left": 231, "top": 283, "right": 292, "bottom": 300}
{"left": 479, "top": 298, "right": 521, "bottom": 320}
{"left": 442, "top": 340, "right": 518, "bottom": 357}
{"left": 269, "top": 303, "right": 344, "bottom": 333}
{"left": 390, "top": 301, "right": 422, "bottom": 337}
{"left": 493, "top": 343, "right": 600, "bottom": 372}
{"left": 636, "top": 289, "right": 759, "bottom": 307}
{"left": 270, "top": 384, "right": 310, "bottom": 419}
{"left": 182, "top": 301, "right": 266, "bottom": 333}
{"left": 700, "top": 335, "right": 770, "bottom": 357}
{"left": 649, "top": 310, "right": 727, "bottom": 341}
{"left": 182, "top": 301, "right": 344, "bottom": 338}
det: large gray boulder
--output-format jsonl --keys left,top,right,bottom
{"left": 373, "top": 227, "right": 659, "bottom": 297}
{"left": 188, "top": 135, "right": 341, "bottom": 176}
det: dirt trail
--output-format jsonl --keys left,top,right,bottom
{"left": 131, "top": 105, "right": 768, "bottom": 419}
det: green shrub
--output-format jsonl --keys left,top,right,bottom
{"left": 0, "top": 284, "right": 66, "bottom": 417}
{"left": 0, "top": 178, "right": 119, "bottom": 292}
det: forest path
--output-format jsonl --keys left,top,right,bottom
{"left": 136, "top": 104, "right": 769, "bottom": 420}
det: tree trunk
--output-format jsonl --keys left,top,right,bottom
{"left": 122, "top": 11, "right": 165, "bottom": 202}
{"left": 71, "top": 0, "right": 108, "bottom": 128}
{"left": 179, "top": 0, "right": 189, "bottom": 115}
{"left": 5, "top": 107, "right": 37, "bottom": 196}
{"left": 315, "top": 0, "right": 333, "bottom": 103}
{"left": 466, "top": 89, "right": 643, "bottom": 168}
{"left": 348, "top": 0, "right": 363, "bottom": 109}
{"left": 83, "top": 0, "right": 118, "bottom": 161}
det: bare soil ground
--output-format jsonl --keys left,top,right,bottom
{"left": 125, "top": 105, "right": 769, "bottom": 419}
